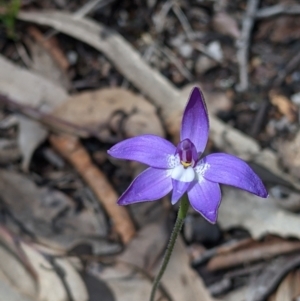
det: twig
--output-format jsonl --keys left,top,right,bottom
{"left": 172, "top": 4, "right": 194, "bottom": 41}
{"left": 156, "top": 44, "right": 193, "bottom": 81}
{"left": 256, "top": 4, "right": 300, "bottom": 19}
{"left": 236, "top": 0, "right": 260, "bottom": 92}
{"left": 192, "top": 41, "right": 222, "bottom": 63}
{"left": 272, "top": 51, "right": 300, "bottom": 87}
{"left": 172, "top": 3, "right": 221, "bottom": 63}
{"left": 246, "top": 255, "right": 300, "bottom": 301}
{"left": 154, "top": 0, "right": 173, "bottom": 33}
{"left": 49, "top": 134, "right": 136, "bottom": 244}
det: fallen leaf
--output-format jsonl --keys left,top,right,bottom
{"left": 212, "top": 12, "right": 240, "bottom": 39}
{"left": 218, "top": 187, "right": 300, "bottom": 239}
{"left": 0, "top": 242, "right": 37, "bottom": 298}
{"left": 91, "top": 220, "right": 214, "bottom": 301}
{"left": 0, "top": 55, "right": 68, "bottom": 171}
{"left": 17, "top": 115, "right": 48, "bottom": 171}
{"left": 269, "top": 269, "right": 300, "bottom": 301}
{"left": 0, "top": 55, "right": 67, "bottom": 111}
{"left": 256, "top": 16, "right": 300, "bottom": 43}
{"left": 54, "top": 88, "right": 164, "bottom": 140}
{"left": 0, "top": 275, "right": 36, "bottom": 301}
{"left": 269, "top": 91, "right": 298, "bottom": 123}
{"left": 0, "top": 169, "right": 116, "bottom": 254}
{"left": 27, "top": 39, "right": 70, "bottom": 90}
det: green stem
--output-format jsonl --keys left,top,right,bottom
{"left": 149, "top": 196, "right": 189, "bottom": 301}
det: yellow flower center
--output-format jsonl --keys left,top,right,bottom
{"left": 181, "top": 161, "right": 192, "bottom": 168}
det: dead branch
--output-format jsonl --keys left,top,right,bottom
{"left": 49, "top": 134, "right": 136, "bottom": 244}
{"left": 236, "top": 0, "right": 260, "bottom": 92}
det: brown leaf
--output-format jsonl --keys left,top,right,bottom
{"left": 269, "top": 91, "right": 298, "bottom": 123}
{"left": 54, "top": 88, "right": 164, "bottom": 140}
{"left": 0, "top": 169, "right": 114, "bottom": 253}
{"left": 257, "top": 16, "right": 300, "bottom": 43}
{"left": 212, "top": 12, "right": 240, "bottom": 39}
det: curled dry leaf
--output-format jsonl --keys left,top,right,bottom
{"left": 54, "top": 88, "right": 164, "bottom": 141}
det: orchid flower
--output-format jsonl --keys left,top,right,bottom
{"left": 108, "top": 87, "right": 268, "bottom": 223}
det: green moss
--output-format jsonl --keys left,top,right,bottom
{"left": 0, "top": 0, "right": 21, "bottom": 38}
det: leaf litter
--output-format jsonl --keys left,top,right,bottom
{"left": 0, "top": 0, "right": 299, "bottom": 300}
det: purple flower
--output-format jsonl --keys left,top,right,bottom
{"left": 108, "top": 87, "right": 268, "bottom": 223}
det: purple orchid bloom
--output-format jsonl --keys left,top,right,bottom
{"left": 108, "top": 87, "right": 268, "bottom": 223}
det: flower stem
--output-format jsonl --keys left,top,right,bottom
{"left": 149, "top": 196, "right": 189, "bottom": 301}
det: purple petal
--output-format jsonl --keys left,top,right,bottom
{"left": 108, "top": 134, "right": 176, "bottom": 168}
{"left": 202, "top": 153, "right": 268, "bottom": 198}
{"left": 118, "top": 167, "right": 172, "bottom": 205}
{"left": 180, "top": 87, "right": 209, "bottom": 154}
{"left": 187, "top": 180, "right": 221, "bottom": 223}
{"left": 171, "top": 180, "right": 191, "bottom": 205}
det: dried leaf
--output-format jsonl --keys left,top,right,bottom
{"left": 0, "top": 55, "right": 67, "bottom": 111}
{"left": 17, "top": 115, "right": 48, "bottom": 171}
{"left": 0, "top": 169, "right": 114, "bottom": 253}
{"left": 0, "top": 55, "right": 68, "bottom": 171}
{"left": 0, "top": 243, "right": 37, "bottom": 298}
{"left": 20, "top": 242, "right": 88, "bottom": 301}
{"left": 99, "top": 222, "right": 214, "bottom": 301}
{"left": 256, "top": 16, "right": 300, "bottom": 43}
{"left": 269, "top": 91, "right": 298, "bottom": 123}
{"left": 212, "top": 12, "right": 240, "bottom": 39}
{"left": 269, "top": 269, "right": 300, "bottom": 301}
{"left": 54, "top": 88, "right": 164, "bottom": 140}
{"left": 27, "top": 39, "right": 70, "bottom": 90}
{"left": 218, "top": 187, "right": 300, "bottom": 239}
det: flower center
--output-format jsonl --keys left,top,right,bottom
{"left": 176, "top": 139, "right": 198, "bottom": 168}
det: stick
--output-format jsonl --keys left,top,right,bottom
{"left": 236, "top": 0, "right": 260, "bottom": 92}
{"left": 49, "top": 134, "right": 136, "bottom": 244}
